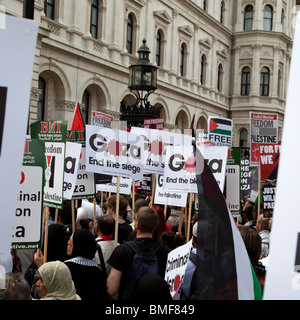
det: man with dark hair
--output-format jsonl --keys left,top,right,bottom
{"left": 107, "top": 207, "right": 171, "bottom": 300}
{"left": 107, "top": 194, "right": 133, "bottom": 244}
{"left": 94, "top": 215, "right": 116, "bottom": 275}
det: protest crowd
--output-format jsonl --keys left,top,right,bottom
{"left": 0, "top": 191, "right": 270, "bottom": 301}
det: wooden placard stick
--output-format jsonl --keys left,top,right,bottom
{"left": 43, "top": 206, "right": 49, "bottom": 264}
{"left": 114, "top": 176, "right": 120, "bottom": 247}
{"left": 132, "top": 179, "right": 135, "bottom": 222}
{"left": 54, "top": 208, "right": 58, "bottom": 224}
{"left": 149, "top": 174, "right": 156, "bottom": 207}
{"left": 186, "top": 193, "right": 193, "bottom": 242}
{"left": 71, "top": 200, "right": 75, "bottom": 233}
{"left": 93, "top": 197, "right": 97, "bottom": 227}
{"left": 178, "top": 207, "right": 185, "bottom": 234}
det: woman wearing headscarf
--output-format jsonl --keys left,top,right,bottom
{"left": 64, "top": 229, "right": 108, "bottom": 300}
{"left": 27, "top": 224, "right": 70, "bottom": 299}
{"left": 36, "top": 260, "right": 80, "bottom": 300}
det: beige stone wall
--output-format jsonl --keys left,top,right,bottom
{"left": 2, "top": 0, "right": 297, "bottom": 146}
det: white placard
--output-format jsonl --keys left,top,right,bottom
{"left": 63, "top": 142, "right": 82, "bottom": 199}
{"left": 154, "top": 174, "right": 188, "bottom": 207}
{"left": 163, "top": 145, "right": 198, "bottom": 193}
{"left": 12, "top": 166, "right": 43, "bottom": 248}
{"left": 131, "top": 127, "right": 192, "bottom": 175}
{"left": 72, "top": 147, "right": 95, "bottom": 199}
{"left": 263, "top": 12, "right": 300, "bottom": 300}
{"left": 0, "top": 15, "right": 38, "bottom": 273}
{"left": 165, "top": 240, "right": 193, "bottom": 299}
{"left": 85, "top": 125, "right": 145, "bottom": 180}
{"left": 96, "top": 177, "right": 132, "bottom": 195}
{"left": 196, "top": 145, "right": 228, "bottom": 192}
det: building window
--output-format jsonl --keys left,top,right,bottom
{"left": 203, "top": 0, "right": 207, "bottom": 11}
{"left": 90, "top": 0, "right": 99, "bottom": 38}
{"left": 220, "top": 1, "right": 225, "bottom": 24}
{"left": 277, "top": 69, "right": 282, "bottom": 98}
{"left": 240, "top": 129, "right": 248, "bottom": 148}
{"left": 264, "top": 5, "right": 273, "bottom": 31}
{"left": 126, "top": 14, "right": 134, "bottom": 54}
{"left": 156, "top": 30, "right": 162, "bottom": 66}
{"left": 241, "top": 67, "right": 251, "bottom": 96}
{"left": 200, "top": 54, "right": 206, "bottom": 85}
{"left": 260, "top": 67, "right": 270, "bottom": 96}
{"left": 180, "top": 43, "right": 186, "bottom": 76}
{"left": 38, "top": 77, "right": 46, "bottom": 121}
{"left": 217, "top": 63, "right": 223, "bottom": 92}
{"left": 23, "top": 0, "right": 34, "bottom": 19}
{"left": 244, "top": 5, "right": 253, "bottom": 31}
{"left": 44, "top": 0, "right": 55, "bottom": 20}
{"left": 82, "top": 90, "right": 90, "bottom": 125}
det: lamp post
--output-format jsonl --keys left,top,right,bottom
{"left": 120, "top": 39, "right": 161, "bottom": 128}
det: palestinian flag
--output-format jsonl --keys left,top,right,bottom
{"left": 188, "top": 113, "right": 195, "bottom": 136}
{"left": 71, "top": 100, "right": 85, "bottom": 130}
{"left": 194, "top": 147, "right": 262, "bottom": 300}
{"left": 208, "top": 117, "right": 232, "bottom": 136}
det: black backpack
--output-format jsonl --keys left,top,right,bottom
{"left": 124, "top": 240, "right": 162, "bottom": 300}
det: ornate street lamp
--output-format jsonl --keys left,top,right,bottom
{"left": 120, "top": 39, "right": 161, "bottom": 128}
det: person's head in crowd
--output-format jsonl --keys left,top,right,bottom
{"left": 67, "top": 229, "right": 97, "bottom": 260}
{"left": 0, "top": 272, "right": 31, "bottom": 300}
{"left": 135, "top": 206, "right": 159, "bottom": 236}
{"left": 46, "top": 224, "right": 69, "bottom": 262}
{"left": 101, "top": 203, "right": 107, "bottom": 215}
{"left": 161, "top": 230, "right": 176, "bottom": 250}
{"left": 96, "top": 214, "right": 115, "bottom": 237}
{"left": 152, "top": 205, "right": 167, "bottom": 241}
{"left": 257, "top": 217, "right": 270, "bottom": 232}
{"left": 107, "top": 194, "right": 128, "bottom": 219}
{"left": 133, "top": 274, "right": 172, "bottom": 302}
{"left": 75, "top": 207, "right": 90, "bottom": 230}
{"left": 239, "top": 225, "right": 262, "bottom": 266}
{"left": 36, "top": 260, "right": 80, "bottom": 300}
{"left": 57, "top": 200, "right": 73, "bottom": 226}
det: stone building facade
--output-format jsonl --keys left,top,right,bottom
{"left": 2, "top": 0, "right": 298, "bottom": 148}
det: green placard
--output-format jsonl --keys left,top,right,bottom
{"left": 30, "top": 120, "right": 68, "bottom": 209}
{"left": 30, "top": 120, "right": 68, "bottom": 142}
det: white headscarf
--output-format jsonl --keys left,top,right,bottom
{"left": 38, "top": 260, "right": 81, "bottom": 300}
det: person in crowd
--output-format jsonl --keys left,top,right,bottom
{"left": 243, "top": 204, "right": 257, "bottom": 229}
{"left": 256, "top": 217, "right": 271, "bottom": 258}
{"left": 81, "top": 198, "right": 103, "bottom": 221}
{"left": 94, "top": 214, "right": 116, "bottom": 276}
{"left": 166, "top": 206, "right": 181, "bottom": 228}
{"left": 0, "top": 272, "right": 31, "bottom": 300}
{"left": 35, "top": 260, "right": 80, "bottom": 300}
{"left": 133, "top": 273, "right": 173, "bottom": 302}
{"left": 107, "top": 206, "right": 171, "bottom": 300}
{"left": 101, "top": 203, "right": 107, "bottom": 215}
{"left": 65, "top": 229, "right": 108, "bottom": 300}
{"left": 129, "top": 198, "right": 149, "bottom": 230}
{"left": 161, "top": 230, "right": 176, "bottom": 250}
{"left": 107, "top": 194, "right": 133, "bottom": 244}
{"left": 57, "top": 200, "right": 74, "bottom": 242}
{"left": 152, "top": 205, "right": 171, "bottom": 242}
{"left": 26, "top": 223, "right": 69, "bottom": 299}
{"left": 75, "top": 207, "right": 90, "bottom": 230}
{"left": 180, "top": 222, "right": 199, "bottom": 300}
{"left": 238, "top": 225, "right": 265, "bottom": 293}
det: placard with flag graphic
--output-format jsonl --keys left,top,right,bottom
{"left": 208, "top": 116, "right": 233, "bottom": 148}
